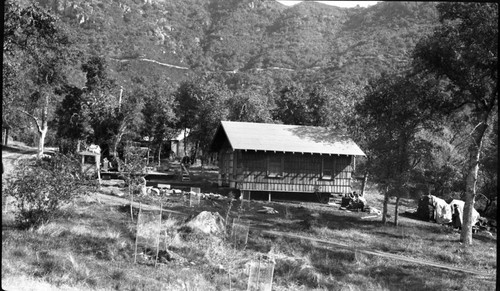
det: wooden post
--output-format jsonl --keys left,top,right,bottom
{"left": 96, "top": 154, "right": 101, "bottom": 186}
{"left": 155, "top": 203, "right": 162, "bottom": 268}
{"left": 134, "top": 202, "right": 142, "bottom": 264}
{"left": 268, "top": 192, "right": 271, "bottom": 202}
{"left": 130, "top": 184, "right": 134, "bottom": 222}
{"left": 394, "top": 196, "right": 400, "bottom": 226}
{"left": 158, "top": 145, "right": 161, "bottom": 167}
{"left": 81, "top": 154, "right": 85, "bottom": 175}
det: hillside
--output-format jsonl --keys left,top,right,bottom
{"left": 33, "top": 0, "right": 439, "bottom": 89}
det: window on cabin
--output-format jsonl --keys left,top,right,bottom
{"left": 267, "top": 155, "right": 283, "bottom": 178}
{"left": 322, "top": 157, "right": 333, "bottom": 180}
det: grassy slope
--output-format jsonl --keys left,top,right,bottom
{"left": 1, "top": 148, "right": 497, "bottom": 290}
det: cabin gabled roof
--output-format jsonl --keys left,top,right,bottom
{"left": 210, "top": 121, "right": 366, "bottom": 156}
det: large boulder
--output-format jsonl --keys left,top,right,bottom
{"left": 184, "top": 211, "right": 226, "bottom": 235}
{"left": 100, "top": 186, "right": 126, "bottom": 197}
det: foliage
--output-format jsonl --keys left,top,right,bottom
{"left": 135, "top": 75, "right": 178, "bottom": 160}
{"left": 54, "top": 54, "right": 121, "bottom": 156}
{"left": 28, "top": 0, "right": 439, "bottom": 95}
{"left": 174, "top": 76, "right": 231, "bottom": 159}
{"left": 477, "top": 119, "right": 498, "bottom": 218}
{"left": 119, "top": 145, "right": 148, "bottom": 189}
{"left": 3, "top": 1, "right": 84, "bottom": 156}
{"left": 356, "top": 71, "right": 445, "bottom": 224}
{"left": 271, "top": 82, "right": 359, "bottom": 131}
{"left": 4, "top": 153, "right": 96, "bottom": 228}
{"left": 412, "top": 2, "right": 498, "bottom": 244}
{"left": 227, "top": 90, "right": 274, "bottom": 123}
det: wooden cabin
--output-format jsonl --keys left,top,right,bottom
{"left": 209, "top": 121, "right": 366, "bottom": 203}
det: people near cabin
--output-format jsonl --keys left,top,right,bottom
{"left": 452, "top": 204, "right": 462, "bottom": 230}
{"left": 181, "top": 155, "right": 191, "bottom": 167}
{"left": 356, "top": 192, "right": 367, "bottom": 211}
{"left": 109, "top": 154, "right": 119, "bottom": 171}
{"left": 139, "top": 176, "right": 148, "bottom": 196}
{"left": 102, "top": 157, "right": 109, "bottom": 171}
{"left": 345, "top": 192, "right": 364, "bottom": 212}
{"left": 341, "top": 192, "right": 352, "bottom": 208}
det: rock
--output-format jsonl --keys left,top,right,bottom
{"left": 368, "top": 207, "right": 382, "bottom": 215}
{"left": 184, "top": 211, "right": 226, "bottom": 235}
{"left": 100, "top": 186, "right": 125, "bottom": 197}
{"left": 157, "top": 183, "right": 171, "bottom": 190}
{"left": 173, "top": 189, "right": 182, "bottom": 194}
{"left": 257, "top": 206, "right": 278, "bottom": 214}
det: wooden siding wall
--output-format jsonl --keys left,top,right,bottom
{"left": 232, "top": 151, "right": 353, "bottom": 194}
{"left": 218, "top": 142, "right": 233, "bottom": 187}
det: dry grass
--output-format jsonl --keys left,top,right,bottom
{"left": 2, "top": 180, "right": 496, "bottom": 290}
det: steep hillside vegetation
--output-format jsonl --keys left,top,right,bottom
{"left": 32, "top": 0, "right": 439, "bottom": 89}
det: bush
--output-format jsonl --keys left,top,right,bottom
{"left": 4, "top": 153, "right": 97, "bottom": 228}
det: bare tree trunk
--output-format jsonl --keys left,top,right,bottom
{"left": 158, "top": 142, "right": 162, "bottom": 167}
{"left": 37, "top": 127, "right": 48, "bottom": 159}
{"left": 183, "top": 129, "right": 188, "bottom": 157}
{"left": 382, "top": 186, "right": 389, "bottom": 224}
{"left": 3, "top": 127, "right": 9, "bottom": 146}
{"left": 394, "top": 196, "right": 400, "bottom": 226}
{"left": 112, "top": 122, "right": 128, "bottom": 170}
{"left": 129, "top": 183, "right": 134, "bottom": 222}
{"left": 36, "top": 95, "right": 50, "bottom": 159}
{"left": 461, "top": 119, "right": 488, "bottom": 245}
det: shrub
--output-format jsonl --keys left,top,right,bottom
{"left": 4, "top": 153, "right": 96, "bottom": 228}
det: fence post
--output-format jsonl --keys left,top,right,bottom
{"left": 155, "top": 203, "right": 163, "bottom": 267}
{"left": 134, "top": 202, "right": 142, "bottom": 264}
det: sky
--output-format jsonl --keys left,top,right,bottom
{"left": 277, "top": 1, "right": 381, "bottom": 8}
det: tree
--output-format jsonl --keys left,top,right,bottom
{"left": 174, "top": 77, "right": 231, "bottom": 162}
{"left": 4, "top": 2, "right": 82, "bottom": 158}
{"left": 54, "top": 55, "right": 119, "bottom": 155}
{"left": 356, "top": 72, "right": 444, "bottom": 225}
{"left": 136, "top": 76, "right": 177, "bottom": 165}
{"left": 476, "top": 119, "right": 498, "bottom": 218}
{"left": 273, "top": 84, "right": 310, "bottom": 125}
{"left": 227, "top": 90, "right": 274, "bottom": 123}
{"left": 413, "top": 3, "right": 498, "bottom": 244}
{"left": 272, "top": 82, "right": 360, "bottom": 130}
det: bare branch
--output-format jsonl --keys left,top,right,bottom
{"left": 16, "top": 108, "right": 42, "bottom": 133}
{"left": 469, "top": 122, "right": 485, "bottom": 136}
